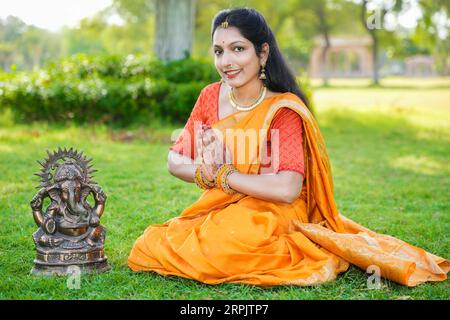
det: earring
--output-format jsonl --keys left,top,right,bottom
{"left": 259, "top": 65, "right": 267, "bottom": 80}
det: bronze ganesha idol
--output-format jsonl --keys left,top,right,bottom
{"left": 30, "top": 147, "right": 109, "bottom": 275}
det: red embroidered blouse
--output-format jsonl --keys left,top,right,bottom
{"left": 170, "top": 82, "right": 305, "bottom": 175}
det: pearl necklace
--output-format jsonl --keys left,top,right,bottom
{"left": 229, "top": 85, "right": 267, "bottom": 111}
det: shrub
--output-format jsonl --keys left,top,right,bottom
{"left": 0, "top": 54, "right": 219, "bottom": 126}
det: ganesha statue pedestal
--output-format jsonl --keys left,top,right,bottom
{"left": 30, "top": 148, "right": 110, "bottom": 276}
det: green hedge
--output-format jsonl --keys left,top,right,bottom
{"left": 0, "top": 53, "right": 314, "bottom": 126}
{"left": 0, "top": 54, "right": 219, "bottom": 126}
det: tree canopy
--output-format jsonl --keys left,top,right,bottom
{"left": 0, "top": 0, "right": 447, "bottom": 75}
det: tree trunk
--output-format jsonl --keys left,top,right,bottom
{"left": 32, "top": 45, "right": 42, "bottom": 69}
{"left": 154, "top": 0, "right": 196, "bottom": 62}
{"left": 362, "top": 0, "right": 380, "bottom": 86}
{"left": 315, "top": 3, "right": 330, "bottom": 86}
{"left": 370, "top": 32, "right": 379, "bottom": 85}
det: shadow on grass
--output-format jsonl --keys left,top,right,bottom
{"left": 318, "top": 109, "right": 449, "bottom": 251}
{"left": 319, "top": 108, "right": 449, "bottom": 176}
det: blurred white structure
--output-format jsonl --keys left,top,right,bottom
{"left": 404, "top": 55, "right": 436, "bottom": 77}
{"left": 309, "top": 36, "right": 373, "bottom": 78}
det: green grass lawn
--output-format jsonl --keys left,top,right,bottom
{"left": 0, "top": 81, "right": 449, "bottom": 299}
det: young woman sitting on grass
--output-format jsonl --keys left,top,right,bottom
{"left": 128, "top": 7, "right": 449, "bottom": 287}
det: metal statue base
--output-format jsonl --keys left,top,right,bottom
{"left": 31, "top": 247, "right": 110, "bottom": 276}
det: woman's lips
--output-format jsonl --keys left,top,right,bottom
{"left": 224, "top": 69, "right": 241, "bottom": 79}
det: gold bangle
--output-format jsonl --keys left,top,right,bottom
{"left": 221, "top": 168, "right": 238, "bottom": 195}
{"left": 214, "top": 164, "right": 238, "bottom": 195}
{"left": 194, "top": 165, "right": 214, "bottom": 189}
{"left": 194, "top": 166, "right": 206, "bottom": 189}
{"left": 201, "top": 166, "right": 216, "bottom": 188}
{"left": 214, "top": 164, "right": 231, "bottom": 186}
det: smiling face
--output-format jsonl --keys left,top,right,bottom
{"left": 212, "top": 26, "right": 268, "bottom": 89}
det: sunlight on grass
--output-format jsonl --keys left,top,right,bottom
{"left": 0, "top": 144, "right": 13, "bottom": 152}
{"left": 390, "top": 155, "right": 449, "bottom": 176}
{"left": 313, "top": 86, "right": 450, "bottom": 131}
{"left": 310, "top": 76, "right": 450, "bottom": 88}
{"left": 313, "top": 88, "right": 450, "bottom": 109}
{"left": 311, "top": 77, "right": 450, "bottom": 130}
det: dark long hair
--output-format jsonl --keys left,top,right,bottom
{"left": 211, "top": 7, "right": 310, "bottom": 108}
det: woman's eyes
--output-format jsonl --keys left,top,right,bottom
{"left": 214, "top": 47, "right": 244, "bottom": 55}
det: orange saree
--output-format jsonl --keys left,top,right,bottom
{"left": 127, "top": 92, "right": 449, "bottom": 286}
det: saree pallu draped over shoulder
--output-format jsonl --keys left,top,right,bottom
{"left": 128, "top": 92, "right": 449, "bottom": 287}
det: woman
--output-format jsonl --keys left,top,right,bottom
{"left": 128, "top": 8, "right": 449, "bottom": 286}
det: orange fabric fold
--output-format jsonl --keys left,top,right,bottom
{"left": 128, "top": 92, "right": 449, "bottom": 287}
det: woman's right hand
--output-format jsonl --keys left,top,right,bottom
{"left": 201, "top": 127, "right": 226, "bottom": 181}
{"left": 201, "top": 143, "right": 218, "bottom": 182}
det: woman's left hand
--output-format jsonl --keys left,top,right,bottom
{"left": 201, "top": 128, "right": 229, "bottom": 179}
